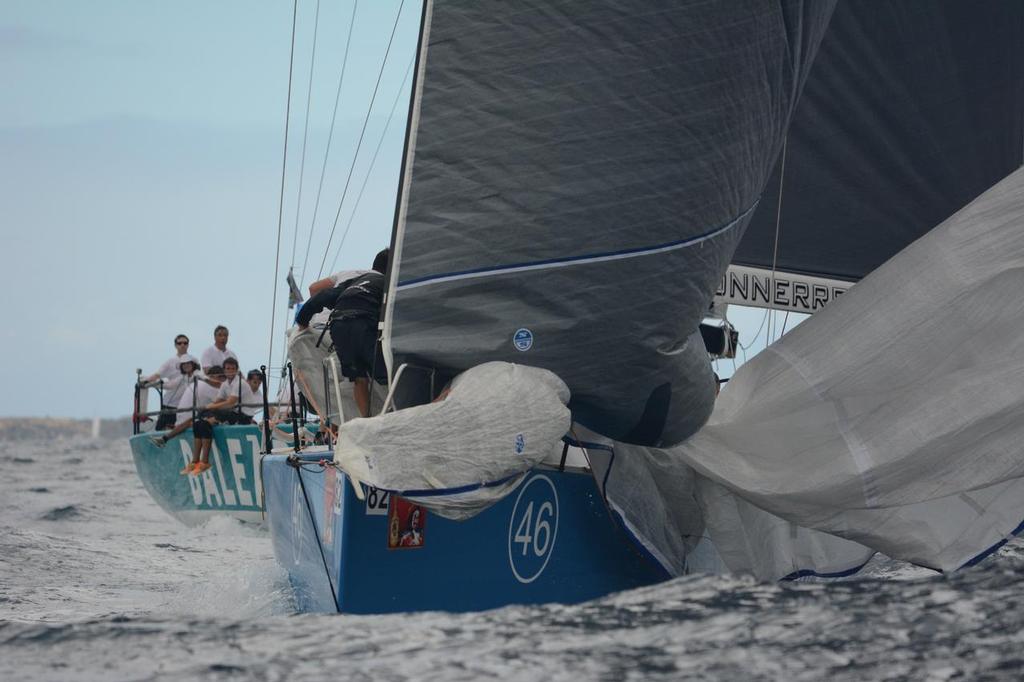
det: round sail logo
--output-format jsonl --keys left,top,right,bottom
{"left": 513, "top": 328, "right": 533, "bottom": 351}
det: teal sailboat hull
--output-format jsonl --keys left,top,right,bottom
{"left": 128, "top": 425, "right": 265, "bottom": 526}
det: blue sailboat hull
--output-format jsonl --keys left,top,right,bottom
{"left": 262, "top": 453, "right": 669, "bottom": 614}
{"left": 128, "top": 425, "right": 266, "bottom": 526}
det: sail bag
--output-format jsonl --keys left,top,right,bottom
{"left": 332, "top": 362, "right": 570, "bottom": 520}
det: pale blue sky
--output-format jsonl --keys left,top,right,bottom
{"left": 1, "top": 1, "right": 421, "bottom": 417}
{"left": 1, "top": 1, "right": 795, "bottom": 418}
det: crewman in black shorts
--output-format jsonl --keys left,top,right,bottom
{"left": 327, "top": 249, "right": 389, "bottom": 417}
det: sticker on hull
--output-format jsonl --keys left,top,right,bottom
{"left": 388, "top": 496, "right": 426, "bottom": 549}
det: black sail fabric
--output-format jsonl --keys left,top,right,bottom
{"left": 736, "top": 0, "right": 1024, "bottom": 281}
{"left": 389, "top": 1, "right": 836, "bottom": 445}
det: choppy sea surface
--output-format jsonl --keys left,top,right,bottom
{"left": 2, "top": 437, "right": 1023, "bottom": 681}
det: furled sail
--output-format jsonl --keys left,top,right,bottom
{"left": 386, "top": 0, "right": 836, "bottom": 446}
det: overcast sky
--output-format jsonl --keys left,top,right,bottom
{"left": 1, "top": 1, "right": 799, "bottom": 419}
{"left": 1, "top": 0, "right": 421, "bottom": 417}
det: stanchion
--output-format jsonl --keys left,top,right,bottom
{"left": 133, "top": 369, "right": 142, "bottom": 435}
{"left": 260, "top": 365, "right": 272, "bottom": 453}
{"left": 287, "top": 362, "right": 300, "bottom": 452}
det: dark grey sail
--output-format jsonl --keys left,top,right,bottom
{"left": 386, "top": 0, "right": 835, "bottom": 446}
{"left": 736, "top": 0, "right": 1024, "bottom": 281}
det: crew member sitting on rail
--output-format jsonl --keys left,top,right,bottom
{"left": 149, "top": 365, "right": 224, "bottom": 460}
{"left": 186, "top": 368, "right": 264, "bottom": 476}
{"left": 200, "top": 325, "right": 238, "bottom": 374}
{"left": 204, "top": 368, "right": 264, "bottom": 425}
{"left": 183, "top": 359, "right": 241, "bottom": 475}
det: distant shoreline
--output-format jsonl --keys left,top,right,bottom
{"left": 0, "top": 416, "right": 133, "bottom": 441}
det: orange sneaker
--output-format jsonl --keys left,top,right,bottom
{"left": 193, "top": 461, "right": 212, "bottom": 474}
{"left": 179, "top": 463, "right": 196, "bottom": 475}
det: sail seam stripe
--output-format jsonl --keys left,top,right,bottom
{"left": 384, "top": 471, "right": 522, "bottom": 498}
{"left": 396, "top": 200, "right": 758, "bottom": 291}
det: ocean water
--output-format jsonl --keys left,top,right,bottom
{"left": 2, "top": 437, "right": 1023, "bottom": 681}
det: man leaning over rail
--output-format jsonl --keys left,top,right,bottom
{"left": 327, "top": 249, "right": 389, "bottom": 418}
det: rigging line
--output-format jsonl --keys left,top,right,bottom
{"left": 767, "top": 135, "right": 788, "bottom": 344}
{"left": 268, "top": 0, "right": 300, "bottom": 376}
{"left": 289, "top": 0, "right": 323, "bottom": 271}
{"left": 328, "top": 56, "right": 415, "bottom": 273}
{"left": 738, "top": 306, "right": 770, "bottom": 351}
{"left": 299, "top": 0, "right": 359, "bottom": 288}
{"left": 317, "top": 0, "right": 407, "bottom": 281}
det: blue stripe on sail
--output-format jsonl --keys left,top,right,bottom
{"left": 780, "top": 558, "right": 876, "bottom": 582}
{"left": 780, "top": 513, "right": 1024, "bottom": 581}
{"left": 959, "top": 515, "right": 1024, "bottom": 569}
{"left": 386, "top": 471, "right": 523, "bottom": 499}
{"left": 396, "top": 201, "right": 760, "bottom": 291}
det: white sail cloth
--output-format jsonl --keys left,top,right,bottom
{"left": 332, "top": 362, "right": 571, "bottom": 520}
{"left": 654, "top": 167, "right": 1024, "bottom": 578}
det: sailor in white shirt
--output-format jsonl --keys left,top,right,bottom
{"left": 174, "top": 369, "right": 224, "bottom": 425}
{"left": 307, "top": 268, "right": 370, "bottom": 298}
{"left": 149, "top": 354, "right": 199, "bottom": 430}
{"left": 143, "top": 334, "right": 191, "bottom": 383}
{"left": 200, "top": 325, "right": 239, "bottom": 373}
{"left": 150, "top": 364, "right": 225, "bottom": 448}
{"left": 205, "top": 359, "right": 264, "bottom": 422}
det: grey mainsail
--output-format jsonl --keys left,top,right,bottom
{"left": 386, "top": 0, "right": 835, "bottom": 446}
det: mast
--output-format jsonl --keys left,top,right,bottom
{"left": 381, "top": 0, "right": 433, "bottom": 381}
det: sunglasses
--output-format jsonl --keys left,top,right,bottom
{"left": 176, "top": 341, "right": 189, "bottom": 346}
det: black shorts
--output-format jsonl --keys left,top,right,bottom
{"left": 198, "top": 409, "right": 252, "bottom": 426}
{"left": 329, "top": 315, "right": 387, "bottom": 383}
{"left": 155, "top": 409, "right": 177, "bottom": 431}
{"left": 193, "top": 418, "right": 214, "bottom": 439}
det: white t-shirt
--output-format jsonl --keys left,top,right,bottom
{"left": 175, "top": 378, "right": 222, "bottom": 425}
{"left": 329, "top": 269, "right": 369, "bottom": 288}
{"left": 155, "top": 353, "right": 189, "bottom": 380}
{"left": 161, "top": 372, "right": 196, "bottom": 408}
{"left": 216, "top": 375, "right": 242, "bottom": 402}
{"left": 309, "top": 269, "right": 371, "bottom": 327}
{"left": 215, "top": 375, "right": 263, "bottom": 417}
{"left": 242, "top": 384, "right": 265, "bottom": 418}
{"left": 201, "top": 345, "right": 238, "bottom": 370}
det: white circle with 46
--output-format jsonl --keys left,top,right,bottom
{"left": 507, "top": 474, "right": 559, "bottom": 584}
